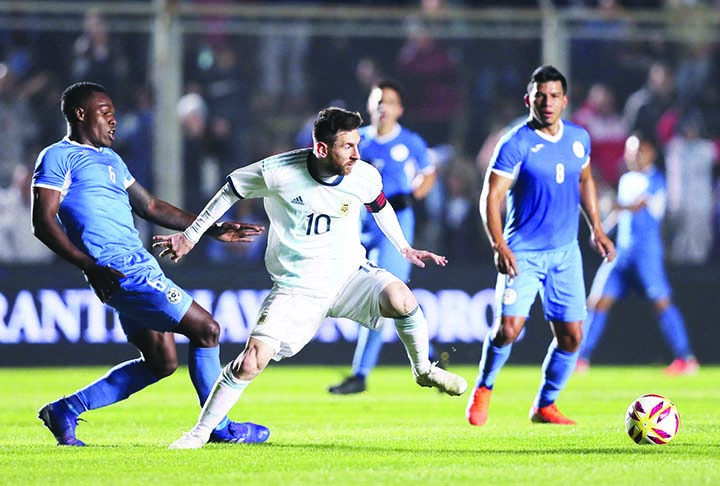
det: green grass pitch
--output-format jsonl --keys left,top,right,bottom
{"left": 1, "top": 364, "right": 718, "bottom": 485}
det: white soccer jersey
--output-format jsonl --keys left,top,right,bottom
{"left": 227, "top": 148, "right": 383, "bottom": 294}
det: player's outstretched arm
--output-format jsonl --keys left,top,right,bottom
{"left": 153, "top": 182, "right": 247, "bottom": 261}
{"left": 370, "top": 200, "right": 447, "bottom": 269}
{"left": 129, "top": 181, "right": 264, "bottom": 243}
{"left": 402, "top": 247, "right": 447, "bottom": 268}
{"left": 205, "top": 221, "right": 265, "bottom": 243}
{"left": 128, "top": 181, "right": 198, "bottom": 231}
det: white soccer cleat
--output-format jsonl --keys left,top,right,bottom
{"left": 168, "top": 431, "right": 207, "bottom": 450}
{"left": 414, "top": 363, "right": 468, "bottom": 396}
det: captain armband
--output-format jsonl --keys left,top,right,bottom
{"left": 364, "top": 192, "right": 387, "bottom": 213}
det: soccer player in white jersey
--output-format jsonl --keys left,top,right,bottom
{"left": 466, "top": 66, "right": 615, "bottom": 426}
{"left": 31, "top": 82, "right": 267, "bottom": 446}
{"left": 154, "top": 107, "right": 468, "bottom": 450}
{"left": 577, "top": 132, "right": 698, "bottom": 375}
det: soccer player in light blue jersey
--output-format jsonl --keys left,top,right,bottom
{"left": 466, "top": 65, "right": 615, "bottom": 426}
{"left": 31, "top": 82, "right": 268, "bottom": 446}
{"left": 328, "top": 81, "right": 438, "bottom": 395}
{"left": 154, "top": 107, "right": 467, "bottom": 450}
{"left": 577, "top": 132, "right": 698, "bottom": 375}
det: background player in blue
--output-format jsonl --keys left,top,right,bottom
{"left": 31, "top": 82, "right": 268, "bottom": 446}
{"left": 576, "top": 132, "right": 698, "bottom": 375}
{"left": 328, "top": 81, "right": 437, "bottom": 395}
{"left": 466, "top": 65, "right": 615, "bottom": 426}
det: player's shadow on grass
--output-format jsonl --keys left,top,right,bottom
{"left": 249, "top": 443, "right": 701, "bottom": 455}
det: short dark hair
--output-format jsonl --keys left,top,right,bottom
{"left": 61, "top": 82, "right": 107, "bottom": 123}
{"left": 527, "top": 65, "right": 567, "bottom": 95}
{"left": 629, "top": 130, "right": 658, "bottom": 153}
{"left": 375, "top": 80, "right": 404, "bottom": 104}
{"left": 313, "top": 107, "right": 363, "bottom": 146}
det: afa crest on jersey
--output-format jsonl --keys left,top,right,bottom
{"left": 339, "top": 201, "right": 350, "bottom": 216}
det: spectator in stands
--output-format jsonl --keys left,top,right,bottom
{"left": 0, "top": 64, "right": 37, "bottom": 189}
{"left": 115, "top": 85, "right": 154, "bottom": 191}
{"left": 442, "top": 159, "right": 482, "bottom": 260}
{"left": 195, "top": 42, "right": 253, "bottom": 168}
{"left": 664, "top": 110, "right": 718, "bottom": 264}
{"left": 572, "top": 82, "right": 628, "bottom": 188}
{"left": 255, "top": 1, "right": 314, "bottom": 113}
{"left": 114, "top": 84, "right": 156, "bottom": 245}
{"left": 0, "top": 164, "right": 55, "bottom": 263}
{"left": 395, "top": 0, "right": 462, "bottom": 147}
{"left": 71, "top": 8, "right": 129, "bottom": 102}
{"left": 622, "top": 60, "right": 675, "bottom": 148}
{"left": 177, "top": 90, "right": 217, "bottom": 214}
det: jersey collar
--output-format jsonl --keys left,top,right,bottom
{"left": 371, "top": 123, "right": 402, "bottom": 144}
{"left": 532, "top": 119, "right": 565, "bottom": 143}
{"left": 306, "top": 151, "right": 343, "bottom": 186}
{"left": 63, "top": 136, "right": 105, "bottom": 152}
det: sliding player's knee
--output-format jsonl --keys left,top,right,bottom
{"left": 193, "top": 319, "right": 221, "bottom": 348}
{"left": 557, "top": 331, "right": 582, "bottom": 352}
{"left": 145, "top": 354, "right": 178, "bottom": 379}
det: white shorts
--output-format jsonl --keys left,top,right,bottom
{"left": 251, "top": 261, "right": 399, "bottom": 360}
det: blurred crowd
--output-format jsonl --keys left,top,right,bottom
{"left": 0, "top": 0, "right": 718, "bottom": 267}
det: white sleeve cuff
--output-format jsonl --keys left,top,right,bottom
{"left": 183, "top": 183, "right": 239, "bottom": 243}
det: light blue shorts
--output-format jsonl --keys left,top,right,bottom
{"left": 104, "top": 250, "right": 193, "bottom": 340}
{"left": 588, "top": 252, "right": 671, "bottom": 302}
{"left": 495, "top": 242, "right": 587, "bottom": 323}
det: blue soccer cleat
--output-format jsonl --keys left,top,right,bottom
{"left": 208, "top": 421, "right": 270, "bottom": 444}
{"left": 38, "top": 400, "right": 86, "bottom": 446}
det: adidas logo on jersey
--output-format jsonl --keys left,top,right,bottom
{"left": 291, "top": 196, "right": 304, "bottom": 205}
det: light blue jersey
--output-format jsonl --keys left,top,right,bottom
{"left": 32, "top": 137, "right": 192, "bottom": 338}
{"left": 32, "top": 138, "right": 143, "bottom": 265}
{"left": 615, "top": 166, "right": 665, "bottom": 259}
{"left": 590, "top": 166, "right": 671, "bottom": 301}
{"left": 490, "top": 120, "right": 591, "bottom": 252}
{"left": 490, "top": 120, "right": 591, "bottom": 322}
{"left": 359, "top": 124, "right": 430, "bottom": 201}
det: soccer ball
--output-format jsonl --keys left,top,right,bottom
{"left": 625, "top": 393, "right": 680, "bottom": 445}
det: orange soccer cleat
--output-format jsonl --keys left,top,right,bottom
{"left": 529, "top": 404, "right": 576, "bottom": 425}
{"left": 466, "top": 386, "right": 492, "bottom": 426}
{"left": 664, "top": 357, "right": 699, "bottom": 376}
{"left": 575, "top": 358, "right": 590, "bottom": 374}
